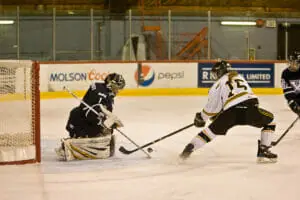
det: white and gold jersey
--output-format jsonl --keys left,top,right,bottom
{"left": 201, "top": 72, "right": 257, "bottom": 121}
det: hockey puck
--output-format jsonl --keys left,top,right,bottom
{"left": 147, "top": 147, "right": 153, "bottom": 153}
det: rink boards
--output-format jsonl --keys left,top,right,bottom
{"left": 39, "top": 61, "right": 287, "bottom": 98}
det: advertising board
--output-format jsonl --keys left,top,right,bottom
{"left": 198, "top": 63, "right": 274, "bottom": 88}
{"left": 43, "top": 63, "right": 137, "bottom": 91}
{"left": 136, "top": 63, "right": 198, "bottom": 88}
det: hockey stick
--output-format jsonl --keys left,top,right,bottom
{"left": 63, "top": 86, "right": 151, "bottom": 158}
{"left": 271, "top": 115, "right": 299, "bottom": 146}
{"left": 119, "top": 123, "right": 194, "bottom": 154}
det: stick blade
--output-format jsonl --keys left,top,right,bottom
{"left": 119, "top": 146, "right": 132, "bottom": 154}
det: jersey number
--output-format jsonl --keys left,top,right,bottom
{"left": 226, "top": 79, "right": 247, "bottom": 98}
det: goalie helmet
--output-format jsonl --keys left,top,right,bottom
{"left": 288, "top": 51, "right": 300, "bottom": 72}
{"left": 104, "top": 73, "right": 126, "bottom": 94}
{"left": 211, "top": 60, "right": 232, "bottom": 79}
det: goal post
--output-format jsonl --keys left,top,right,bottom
{"left": 0, "top": 60, "right": 40, "bottom": 165}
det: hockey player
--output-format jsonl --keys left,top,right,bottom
{"left": 56, "top": 73, "right": 126, "bottom": 161}
{"left": 281, "top": 51, "right": 300, "bottom": 116}
{"left": 180, "top": 60, "right": 277, "bottom": 163}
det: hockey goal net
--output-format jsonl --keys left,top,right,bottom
{"left": 0, "top": 60, "right": 40, "bottom": 165}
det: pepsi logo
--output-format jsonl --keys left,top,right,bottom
{"left": 134, "top": 65, "right": 155, "bottom": 87}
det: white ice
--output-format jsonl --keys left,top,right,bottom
{"left": 1, "top": 95, "right": 300, "bottom": 200}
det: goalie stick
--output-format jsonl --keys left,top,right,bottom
{"left": 119, "top": 123, "right": 194, "bottom": 155}
{"left": 271, "top": 115, "right": 299, "bottom": 146}
{"left": 63, "top": 86, "right": 151, "bottom": 158}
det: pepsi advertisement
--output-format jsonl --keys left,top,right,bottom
{"left": 135, "top": 63, "right": 197, "bottom": 88}
{"left": 198, "top": 63, "right": 274, "bottom": 88}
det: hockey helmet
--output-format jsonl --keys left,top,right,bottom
{"left": 288, "top": 51, "right": 300, "bottom": 71}
{"left": 211, "top": 60, "right": 232, "bottom": 79}
{"left": 104, "top": 73, "right": 126, "bottom": 94}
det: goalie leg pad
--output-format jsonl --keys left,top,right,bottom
{"left": 56, "top": 135, "right": 113, "bottom": 161}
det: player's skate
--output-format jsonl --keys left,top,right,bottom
{"left": 257, "top": 140, "right": 277, "bottom": 163}
{"left": 179, "top": 143, "right": 194, "bottom": 160}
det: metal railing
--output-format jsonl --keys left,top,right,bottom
{"left": 0, "top": 6, "right": 298, "bottom": 61}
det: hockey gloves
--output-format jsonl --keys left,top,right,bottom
{"left": 104, "top": 114, "right": 124, "bottom": 129}
{"left": 194, "top": 112, "right": 206, "bottom": 127}
{"left": 288, "top": 100, "right": 300, "bottom": 115}
{"left": 100, "top": 104, "right": 124, "bottom": 129}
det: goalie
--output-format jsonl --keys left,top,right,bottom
{"left": 55, "top": 73, "right": 126, "bottom": 161}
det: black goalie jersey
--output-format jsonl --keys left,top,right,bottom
{"left": 66, "top": 82, "right": 115, "bottom": 138}
{"left": 281, "top": 68, "right": 300, "bottom": 104}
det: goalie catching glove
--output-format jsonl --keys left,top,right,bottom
{"left": 100, "top": 104, "right": 123, "bottom": 129}
{"left": 104, "top": 115, "right": 123, "bottom": 129}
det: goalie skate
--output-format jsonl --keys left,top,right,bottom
{"left": 55, "top": 146, "right": 66, "bottom": 161}
{"left": 256, "top": 140, "right": 277, "bottom": 163}
{"left": 55, "top": 140, "right": 67, "bottom": 161}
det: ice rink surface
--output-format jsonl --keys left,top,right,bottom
{"left": 1, "top": 95, "right": 300, "bottom": 200}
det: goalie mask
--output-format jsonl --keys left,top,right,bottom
{"left": 211, "top": 60, "right": 233, "bottom": 79}
{"left": 288, "top": 51, "right": 300, "bottom": 72}
{"left": 105, "top": 73, "right": 126, "bottom": 95}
